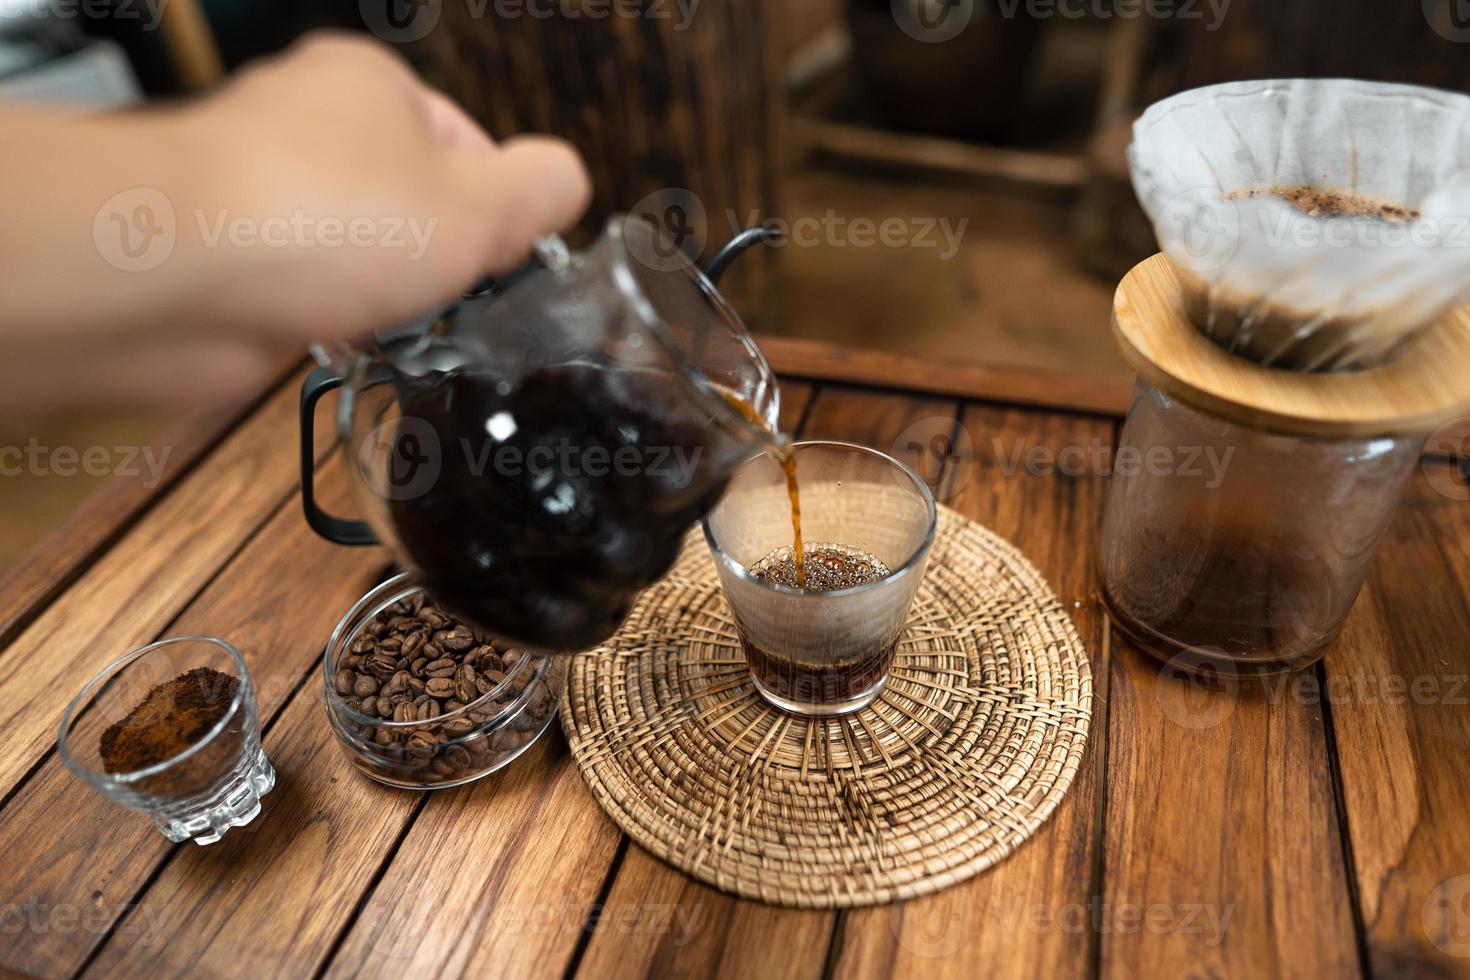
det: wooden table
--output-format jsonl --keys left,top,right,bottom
{"left": 2, "top": 339, "right": 1468, "bottom": 980}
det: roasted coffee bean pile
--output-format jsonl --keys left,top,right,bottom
{"left": 331, "top": 593, "right": 555, "bottom": 786}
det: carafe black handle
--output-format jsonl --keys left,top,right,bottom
{"left": 299, "top": 222, "right": 783, "bottom": 547}
{"left": 300, "top": 366, "right": 377, "bottom": 546}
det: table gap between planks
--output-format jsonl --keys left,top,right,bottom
{"left": 0, "top": 343, "right": 1466, "bottom": 980}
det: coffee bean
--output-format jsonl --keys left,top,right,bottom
{"left": 393, "top": 702, "right": 415, "bottom": 723}
{"left": 416, "top": 701, "right": 438, "bottom": 722}
{"left": 349, "top": 636, "right": 376, "bottom": 655}
{"left": 425, "top": 677, "right": 455, "bottom": 699}
{"left": 437, "top": 627, "right": 475, "bottom": 651}
{"left": 400, "top": 632, "right": 425, "bottom": 658}
{"left": 365, "top": 653, "right": 398, "bottom": 677}
{"left": 421, "top": 642, "right": 444, "bottom": 660}
{"left": 384, "top": 671, "right": 411, "bottom": 696}
{"left": 443, "top": 717, "right": 475, "bottom": 736}
{"left": 334, "top": 669, "right": 355, "bottom": 695}
{"left": 455, "top": 665, "right": 479, "bottom": 703}
{"left": 501, "top": 648, "right": 524, "bottom": 669}
{"left": 353, "top": 675, "right": 380, "bottom": 697}
{"left": 410, "top": 657, "right": 429, "bottom": 677}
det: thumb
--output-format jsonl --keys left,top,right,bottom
{"left": 446, "top": 135, "right": 593, "bottom": 275}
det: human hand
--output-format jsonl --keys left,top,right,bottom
{"left": 0, "top": 32, "right": 592, "bottom": 411}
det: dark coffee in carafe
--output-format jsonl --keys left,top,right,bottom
{"left": 389, "top": 364, "right": 736, "bottom": 651}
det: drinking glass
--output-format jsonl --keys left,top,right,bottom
{"left": 58, "top": 636, "right": 274, "bottom": 845}
{"left": 703, "top": 441, "right": 937, "bottom": 715}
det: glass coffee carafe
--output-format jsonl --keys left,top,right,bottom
{"left": 300, "top": 217, "right": 783, "bottom": 652}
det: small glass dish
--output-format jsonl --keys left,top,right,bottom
{"left": 58, "top": 636, "right": 275, "bottom": 845}
{"left": 323, "top": 574, "right": 565, "bottom": 789}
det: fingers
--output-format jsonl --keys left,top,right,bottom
{"left": 420, "top": 87, "right": 497, "bottom": 153}
{"left": 446, "top": 135, "right": 594, "bottom": 274}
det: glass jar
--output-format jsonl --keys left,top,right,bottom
{"left": 323, "top": 574, "right": 565, "bottom": 789}
{"left": 1098, "top": 381, "right": 1424, "bottom": 675}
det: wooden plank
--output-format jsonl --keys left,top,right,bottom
{"left": 834, "top": 403, "right": 1111, "bottom": 980}
{"left": 323, "top": 736, "right": 622, "bottom": 980}
{"left": 0, "top": 367, "right": 322, "bottom": 803}
{"left": 0, "top": 454, "right": 387, "bottom": 978}
{"left": 1323, "top": 462, "right": 1470, "bottom": 977}
{"left": 577, "top": 385, "right": 961, "bottom": 980}
{"left": 0, "top": 359, "right": 297, "bottom": 652}
{"left": 757, "top": 335, "right": 1136, "bottom": 419}
{"left": 1099, "top": 458, "right": 1360, "bottom": 979}
{"left": 789, "top": 117, "right": 1088, "bottom": 189}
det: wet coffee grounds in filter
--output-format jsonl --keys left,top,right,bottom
{"left": 99, "top": 667, "right": 238, "bottom": 774}
{"left": 1229, "top": 186, "right": 1421, "bottom": 223}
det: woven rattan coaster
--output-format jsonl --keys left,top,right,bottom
{"left": 562, "top": 506, "right": 1091, "bottom": 908}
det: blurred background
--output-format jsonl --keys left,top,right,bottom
{"left": 2, "top": 0, "right": 1468, "bottom": 567}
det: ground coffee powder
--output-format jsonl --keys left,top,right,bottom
{"left": 99, "top": 667, "right": 239, "bottom": 774}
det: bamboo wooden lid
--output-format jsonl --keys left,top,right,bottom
{"left": 1113, "top": 254, "right": 1470, "bottom": 438}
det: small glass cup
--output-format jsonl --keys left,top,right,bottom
{"left": 703, "top": 441, "right": 938, "bottom": 716}
{"left": 58, "top": 636, "right": 274, "bottom": 845}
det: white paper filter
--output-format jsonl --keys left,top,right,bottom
{"left": 1130, "top": 79, "right": 1470, "bottom": 371}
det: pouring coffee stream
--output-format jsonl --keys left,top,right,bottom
{"left": 301, "top": 217, "right": 805, "bottom": 650}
